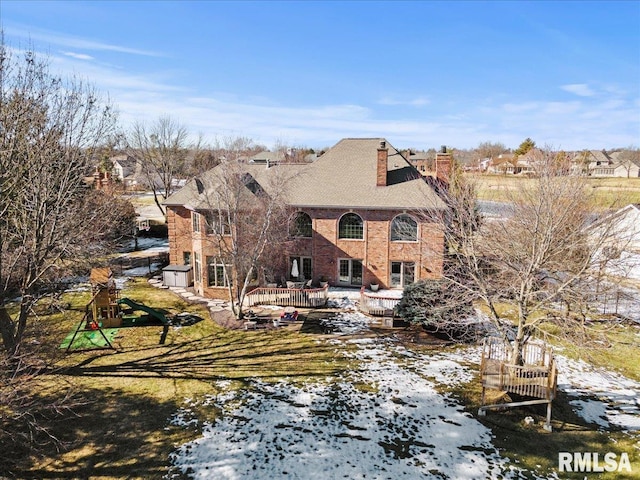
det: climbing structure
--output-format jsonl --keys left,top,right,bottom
{"left": 65, "top": 268, "right": 173, "bottom": 352}
{"left": 65, "top": 268, "right": 119, "bottom": 352}
{"left": 89, "top": 267, "right": 122, "bottom": 328}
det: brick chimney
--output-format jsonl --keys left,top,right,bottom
{"left": 377, "top": 140, "right": 388, "bottom": 187}
{"left": 435, "top": 145, "right": 452, "bottom": 185}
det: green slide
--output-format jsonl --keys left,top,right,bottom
{"left": 117, "top": 298, "right": 170, "bottom": 325}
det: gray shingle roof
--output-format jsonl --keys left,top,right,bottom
{"left": 249, "top": 150, "right": 285, "bottom": 163}
{"left": 164, "top": 138, "right": 447, "bottom": 211}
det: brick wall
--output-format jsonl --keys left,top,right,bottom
{"left": 167, "top": 206, "right": 193, "bottom": 265}
{"left": 167, "top": 205, "right": 445, "bottom": 297}
{"left": 286, "top": 207, "right": 444, "bottom": 289}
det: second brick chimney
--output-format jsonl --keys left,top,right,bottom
{"left": 377, "top": 140, "right": 388, "bottom": 186}
{"left": 435, "top": 145, "right": 452, "bottom": 185}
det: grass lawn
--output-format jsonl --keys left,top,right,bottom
{"left": 2, "top": 279, "right": 638, "bottom": 478}
{"left": 3, "top": 279, "right": 353, "bottom": 479}
{"left": 470, "top": 173, "right": 640, "bottom": 209}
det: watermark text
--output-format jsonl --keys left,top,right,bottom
{"left": 558, "top": 452, "right": 632, "bottom": 473}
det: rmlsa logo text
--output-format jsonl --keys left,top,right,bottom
{"left": 558, "top": 452, "right": 632, "bottom": 473}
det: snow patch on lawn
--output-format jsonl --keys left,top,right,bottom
{"left": 121, "top": 236, "right": 169, "bottom": 253}
{"left": 556, "top": 355, "right": 640, "bottom": 431}
{"left": 121, "top": 263, "right": 164, "bottom": 277}
{"left": 169, "top": 339, "right": 533, "bottom": 479}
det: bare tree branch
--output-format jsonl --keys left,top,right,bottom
{"left": 412, "top": 149, "right": 636, "bottom": 362}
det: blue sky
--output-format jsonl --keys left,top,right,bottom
{"left": 1, "top": 0, "right": 639, "bottom": 151}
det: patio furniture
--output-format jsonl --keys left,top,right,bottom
{"left": 280, "top": 306, "right": 299, "bottom": 322}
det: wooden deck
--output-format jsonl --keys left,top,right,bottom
{"left": 245, "top": 285, "right": 329, "bottom": 308}
{"left": 479, "top": 339, "right": 558, "bottom": 431}
{"left": 358, "top": 287, "right": 401, "bottom": 317}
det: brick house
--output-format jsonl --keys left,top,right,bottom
{"left": 163, "top": 138, "right": 450, "bottom": 299}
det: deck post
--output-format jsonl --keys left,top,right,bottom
{"left": 544, "top": 401, "right": 553, "bottom": 432}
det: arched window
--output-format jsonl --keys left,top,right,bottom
{"left": 391, "top": 214, "right": 418, "bottom": 242}
{"left": 339, "top": 213, "right": 364, "bottom": 239}
{"left": 289, "top": 212, "right": 312, "bottom": 238}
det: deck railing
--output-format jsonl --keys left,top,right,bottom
{"left": 245, "top": 285, "right": 329, "bottom": 308}
{"left": 478, "top": 338, "right": 558, "bottom": 431}
{"left": 480, "top": 339, "right": 557, "bottom": 401}
{"left": 359, "top": 287, "right": 401, "bottom": 316}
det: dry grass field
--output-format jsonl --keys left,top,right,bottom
{"left": 469, "top": 174, "right": 640, "bottom": 210}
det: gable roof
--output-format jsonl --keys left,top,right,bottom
{"left": 249, "top": 150, "right": 285, "bottom": 163}
{"left": 111, "top": 154, "right": 137, "bottom": 169}
{"left": 165, "top": 138, "right": 447, "bottom": 211}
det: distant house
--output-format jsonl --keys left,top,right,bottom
{"left": 608, "top": 151, "right": 640, "bottom": 178}
{"left": 163, "top": 138, "right": 450, "bottom": 299}
{"left": 572, "top": 150, "right": 640, "bottom": 178}
{"left": 111, "top": 154, "right": 140, "bottom": 188}
{"left": 250, "top": 149, "right": 319, "bottom": 165}
{"left": 408, "top": 151, "right": 434, "bottom": 175}
{"left": 249, "top": 150, "right": 286, "bottom": 165}
{"left": 478, "top": 158, "right": 492, "bottom": 172}
{"left": 92, "top": 154, "right": 142, "bottom": 190}
{"left": 487, "top": 153, "right": 516, "bottom": 174}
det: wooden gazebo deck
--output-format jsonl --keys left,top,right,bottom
{"left": 479, "top": 338, "right": 558, "bottom": 431}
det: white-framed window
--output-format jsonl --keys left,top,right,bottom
{"left": 338, "top": 258, "right": 363, "bottom": 286}
{"left": 338, "top": 213, "right": 364, "bottom": 240}
{"left": 391, "top": 214, "right": 418, "bottom": 242}
{"left": 194, "top": 252, "right": 202, "bottom": 282}
{"left": 390, "top": 261, "right": 415, "bottom": 288}
{"left": 192, "top": 212, "right": 201, "bottom": 233}
{"left": 289, "top": 256, "right": 312, "bottom": 280}
{"left": 205, "top": 212, "right": 231, "bottom": 235}
{"left": 206, "top": 256, "right": 230, "bottom": 287}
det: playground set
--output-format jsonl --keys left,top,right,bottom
{"left": 64, "top": 268, "right": 171, "bottom": 352}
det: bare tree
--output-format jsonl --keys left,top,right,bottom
{"left": 0, "top": 39, "right": 135, "bottom": 463}
{"left": 273, "top": 139, "right": 316, "bottom": 164}
{"left": 126, "top": 116, "right": 193, "bottom": 217}
{"left": 475, "top": 141, "right": 508, "bottom": 160}
{"left": 0, "top": 41, "right": 126, "bottom": 359}
{"left": 416, "top": 149, "right": 631, "bottom": 362}
{"left": 195, "top": 156, "right": 294, "bottom": 319}
{"left": 185, "top": 135, "right": 267, "bottom": 176}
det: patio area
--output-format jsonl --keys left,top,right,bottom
{"left": 244, "top": 284, "right": 403, "bottom": 317}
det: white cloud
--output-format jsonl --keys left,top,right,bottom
{"left": 561, "top": 83, "right": 595, "bottom": 97}
{"left": 111, "top": 87, "right": 638, "bottom": 151}
{"left": 5, "top": 29, "right": 638, "bottom": 151}
{"left": 4, "top": 24, "right": 163, "bottom": 57}
{"left": 61, "top": 51, "right": 94, "bottom": 61}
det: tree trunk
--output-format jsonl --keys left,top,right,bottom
{"left": 153, "top": 190, "right": 167, "bottom": 218}
{"left": 0, "top": 306, "right": 17, "bottom": 355}
{"left": 512, "top": 311, "right": 527, "bottom": 366}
